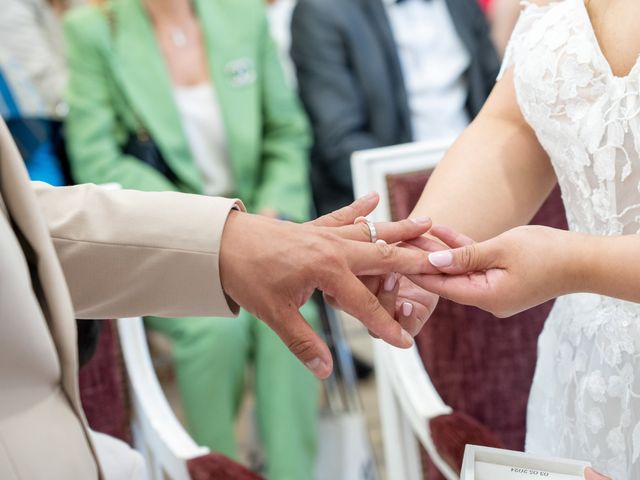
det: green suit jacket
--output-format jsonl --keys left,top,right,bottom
{"left": 64, "top": 0, "right": 312, "bottom": 221}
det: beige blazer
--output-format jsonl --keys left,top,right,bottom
{"left": 0, "top": 119, "right": 241, "bottom": 479}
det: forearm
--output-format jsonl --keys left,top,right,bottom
{"left": 570, "top": 232, "right": 640, "bottom": 303}
{"left": 35, "top": 182, "right": 242, "bottom": 319}
{"left": 411, "top": 71, "right": 557, "bottom": 241}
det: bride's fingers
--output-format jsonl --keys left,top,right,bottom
{"left": 429, "top": 225, "right": 476, "bottom": 248}
{"left": 404, "top": 236, "right": 449, "bottom": 253}
{"left": 408, "top": 272, "right": 497, "bottom": 309}
{"left": 377, "top": 273, "right": 400, "bottom": 315}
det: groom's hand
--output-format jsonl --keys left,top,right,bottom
{"left": 219, "top": 193, "right": 434, "bottom": 379}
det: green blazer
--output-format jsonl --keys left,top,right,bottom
{"left": 64, "top": 0, "right": 312, "bottom": 221}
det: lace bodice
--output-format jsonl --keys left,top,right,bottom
{"left": 503, "top": 1, "right": 640, "bottom": 478}
{"left": 504, "top": 0, "right": 640, "bottom": 236}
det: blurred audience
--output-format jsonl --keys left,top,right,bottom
{"left": 266, "top": 0, "right": 297, "bottom": 86}
{"left": 291, "top": 0, "right": 500, "bottom": 215}
{"left": 0, "top": 0, "right": 82, "bottom": 185}
{"left": 64, "top": 0, "right": 318, "bottom": 478}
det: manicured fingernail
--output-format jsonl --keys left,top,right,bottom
{"left": 410, "top": 216, "right": 431, "bottom": 225}
{"left": 401, "top": 329, "right": 414, "bottom": 347}
{"left": 429, "top": 250, "right": 453, "bottom": 268}
{"left": 376, "top": 239, "right": 387, "bottom": 245}
{"left": 354, "top": 216, "right": 367, "bottom": 224}
{"left": 305, "top": 357, "right": 327, "bottom": 376}
{"left": 402, "top": 301, "right": 413, "bottom": 317}
{"left": 384, "top": 273, "right": 396, "bottom": 291}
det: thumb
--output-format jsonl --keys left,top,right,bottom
{"left": 427, "top": 241, "right": 496, "bottom": 274}
{"left": 266, "top": 308, "right": 334, "bottom": 379}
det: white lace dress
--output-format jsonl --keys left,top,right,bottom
{"left": 503, "top": 1, "right": 640, "bottom": 478}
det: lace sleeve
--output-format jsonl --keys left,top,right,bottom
{"left": 497, "top": 1, "right": 557, "bottom": 80}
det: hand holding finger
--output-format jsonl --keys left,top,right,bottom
{"left": 346, "top": 239, "right": 440, "bottom": 276}
{"left": 428, "top": 241, "right": 498, "bottom": 275}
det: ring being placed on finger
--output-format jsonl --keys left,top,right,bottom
{"left": 364, "top": 219, "right": 378, "bottom": 243}
{"left": 354, "top": 216, "right": 378, "bottom": 243}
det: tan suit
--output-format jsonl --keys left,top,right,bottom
{"left": 0, "top": 120, "right": 241, "bottom": 479}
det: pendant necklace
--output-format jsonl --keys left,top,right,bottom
{"left": 171, "top": 29, "right": 188, "bottom": 48}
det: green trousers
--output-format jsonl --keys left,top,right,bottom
{"left": 145, "top": 302, "right": 319, "bottom": 480}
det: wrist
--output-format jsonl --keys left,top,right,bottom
{"left": 562, "top": 230, "right": 600, "bottom": 295}
{"left": 219, "top": 209, "right": 245, "bottom": 308}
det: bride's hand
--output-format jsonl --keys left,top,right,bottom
{"left": 408, "top": 225, "right": 580, "bottom": 318}
{"left": 584, "top": 467, "right": 611, "bottom": 480}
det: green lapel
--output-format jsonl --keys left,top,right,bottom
{"left": 110, "top": 0, "right": 203, "bottom": 193}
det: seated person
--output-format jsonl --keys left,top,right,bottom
{"left": 291, "top": 0, "right": 500, "bottom": 215}
{"left": 0, "top": 0, "right": 75, "bottom": 186}
{"left": 64, "top": 0, "right": 318, "bottom": 478}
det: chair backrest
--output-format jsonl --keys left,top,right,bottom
{"left": 79, "top": 317, "right": 264, "bottom": 479}
{"left": 351, "top": 141, "right": 567, "bottom": 480}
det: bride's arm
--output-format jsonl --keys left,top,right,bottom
{"left": 411, "top": 68, "right": 557, "bottom": 241}
{"left": 393, "top": 66, "right": 557, "bottom": 334}
{"left": 410, "top": 223, "right": 640, "bottom": 318}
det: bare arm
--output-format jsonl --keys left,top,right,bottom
{"left": 411, "top": 68, "right": 557, "bottom": 240}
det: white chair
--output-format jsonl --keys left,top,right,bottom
{"left": 117, "top": 317, "right": 209, "bottom": 480}
{"left": 350, "top": 140, "right": 459, "bottom": 480}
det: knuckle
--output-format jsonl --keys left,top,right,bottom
{"left": 462, "top": 244, "right": 480, "bottom": 270}
{"left": 287, "top": 337, "right": 317, "bottom": 360}
{"left": 365, "top": 292, "right": 385, "bottom": 318}
{"left": 328, "top": 209, "right": 347, "bottom": 225}
{"left": 375, "top": 241, "right": 396, "bottom": 262}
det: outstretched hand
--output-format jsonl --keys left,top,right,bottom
{"left": 219, "top": 193, "right": 435, "bottom": 379}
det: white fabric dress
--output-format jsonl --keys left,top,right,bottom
{"left": 503, "top": 1, "right": 640, "bottom": 478}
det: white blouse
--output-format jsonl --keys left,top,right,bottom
{"left": 173, "top": 83, "right": 235, "bottom": 196}
{"left": 384, "top": 0, "right": 471, "bottom": 142}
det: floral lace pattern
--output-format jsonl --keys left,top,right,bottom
{"left": 502, "top": 1, "right": 640, "bottom": 477}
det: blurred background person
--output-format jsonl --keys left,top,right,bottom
{"left": 64, "top": 0, "right": 319, "bottom": 478}
{"left": 266, "top": 0, "right": 297, "bottom": 86}
{"left": 291, "top": 0, "right": 500, "bottom": 215}
{"left": 0, "top": 0, "right": 83, "bottom": 185}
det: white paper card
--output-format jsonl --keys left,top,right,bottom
{"left": 461, "top": 445, "right": 590, "bottom": 480}
{"left": 475, "top": 461, "right": 584, "bottom": 480}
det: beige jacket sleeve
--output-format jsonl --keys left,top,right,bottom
{"left": 34, "top": 182, "right": 244, "bottom": 319}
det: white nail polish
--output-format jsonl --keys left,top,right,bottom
{"left": 384, "top": 273, "right": 396, "bottom": 291}
{"left": 429, "top": 250, "right": 453, "bottom": 268}
{"left": 402, "top": 301, "right": 413, "bottom": 317}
